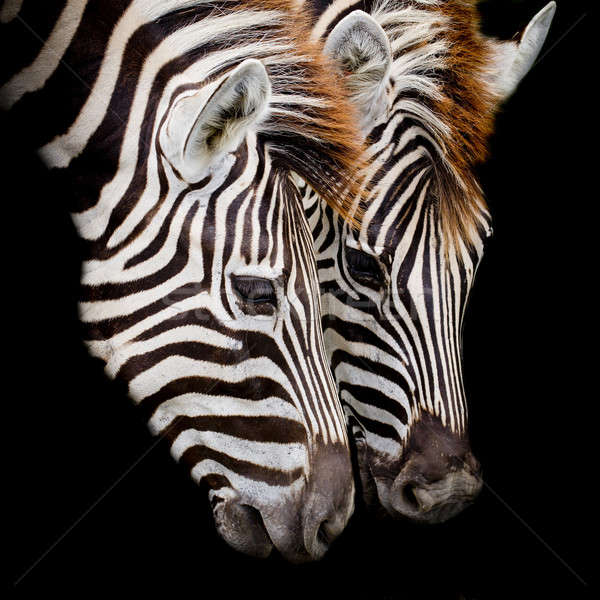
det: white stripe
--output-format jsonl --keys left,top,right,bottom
{"left": 311, "top": 0, "right": 361, "bottom": 42}
{"left": 38, "top": 3, "right": 282, "bottom": 168}
{"left": 171, "top": 429, "right": 305, "bottom": 472}
{"left": 127, "top": 355, "right": 291, "bottom": 404}
{"left": 341, "top": 390, "right": 407, "bottom": 440}
{"left": 1, "top": 0, "right": 87, "bottom": 110}
{"left": 149, "top": 394, "right": 302, "bottom": 435}
{"left": 191, "top": 460, "right": 307, "bottom": 505}
{"left": 324, "top": 329, "right": 415, "bottom": 391}
{"left": 0, "top": 0, "right": 23, "bottom": 24}
{"left": 335, "top": 363, "right": 411, "bottom": 417}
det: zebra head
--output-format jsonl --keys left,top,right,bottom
{"left": 306, "top": 0, "right": 555, "bottom": 522}
{"left": 78, "top": 61, "right": 360, "bottom": 563}
{"left": 77, "top": 58, "right": 359, "bottom": 561}
{"left": 0, "top": 1, "right": 366, "bottom": 561}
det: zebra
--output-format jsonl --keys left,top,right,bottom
{"left": 1, "top": 0, "right": 367, "bottom": 561}
{"left": 300, "top": 0, "right": 555, "bottom": 522}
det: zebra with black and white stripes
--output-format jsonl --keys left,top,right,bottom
{"left": 301, "top": 0, "right": 555, "bottom": 522}
{"left": 1, "top": 0, "right": 366, "bottom": 561}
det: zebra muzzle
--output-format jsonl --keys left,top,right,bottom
{"left": 209, "top": 444, "right": 355, "bottom": 562}
{"left": 387, "top": 451, "right": 483, "bottom": 524}
{"left": 211, "top": 492, "right": 352, "bottom": 563}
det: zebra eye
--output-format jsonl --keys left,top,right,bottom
{"left": 232, "top": 276, "right": 277, "bottom": 310}
{"left": 345, "top": 247, "right": 384, "bottom": 288}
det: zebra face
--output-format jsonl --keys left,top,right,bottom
{"left": 310, "top": 186, "right": 487, "bottom": 523}
{"left": 78, "top": 60, "right": 354, "bottom": 561}
{"left": 310, "top": 2, "right": 555, "bottom": 522}
{"left": 339, "top": 195, "right": 488, "bottom": 523}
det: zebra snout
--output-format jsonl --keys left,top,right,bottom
{"left": 299, "top": 444, "right": 356, "bottom": 561}
{"left": 214, "top": 489, "right": 352, "bottom": 563}
{"left": 300, "top": 493, "right": 353, "bottom": 562}
{"left": 210, "top": 444, "right": 354, "bottom": 562}
{"left": 260, "top": 445, "right": 355, "bottom": 563}
{"left": 388, "top": 450, "right": 482, "bottom": 524}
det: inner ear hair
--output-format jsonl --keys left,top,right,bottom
{"left": 324, "top": 10, "right": 392, "bottom": 128}
{"left": 325, "top": 11, "right": 391, "bottom": 82}
{"left": 160, "top": 59, "right": 271, "bottom": 183}
{"left": 185, "top": 60, "right": 271, "bottom": 159}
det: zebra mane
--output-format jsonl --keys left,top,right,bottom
{"left": 251, "top": 0, "right": 368, "bottom": 225}
{"left": 370, "top": 0, "right": 499, "bottom": 246}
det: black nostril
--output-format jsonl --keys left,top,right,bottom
{"left": 210, "top": 495, "right": 225, "bottom": 509}
{"left": 211, "top": 501, "right": 273, "bottom": 559}
{"left": 317, "top": 521, "right": 331, "bottom": 546}
{"left": 402, "top": 483, "right": 420, "bottom": 512}
{"left": 239, "top": 504, "right": 266, "bottom": 528}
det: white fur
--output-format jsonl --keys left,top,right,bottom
{"left": 324, "top": 10, "right": 392, "bottom": 129}
{"left": 0, "top": 0, "right": 87, "bottom": 110}
{"left": 37, "top": 3, "right": 279, "bottom": 168}
{"left": 0, "top": 0, "right": 23, "bottom": 24}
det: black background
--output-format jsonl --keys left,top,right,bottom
{"left": 7, "top": 1, "right": 594, "bottom": 598}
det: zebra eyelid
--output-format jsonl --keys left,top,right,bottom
{"left": 231, "top": 275, "right": 278, "bottom": 307}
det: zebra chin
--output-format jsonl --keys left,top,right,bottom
{"left": 212, "top": 501, "right": 274, "bottom": 559}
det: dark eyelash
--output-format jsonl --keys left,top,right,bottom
{"left": 345, "top": 247, "right": 384, "bottom": 285}
{"left": 232, "top": 276, "right": 276, "bottom": 304}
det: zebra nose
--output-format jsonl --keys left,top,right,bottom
{"left": 263, "top": 444, "right": 355, "bottom": 562}
{"left": 389, "top": 451, "right": 482, "bottom": 523}
{"left": 301, "top": 444, "right": 355, "bottom": 560}
{"left": 301, "top": 493, "right": 353, "bottom": 561}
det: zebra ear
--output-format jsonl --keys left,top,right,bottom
{"left": 324, "top": 10, "right": 391, "bottom": 126}
{"left": 163, "top": 59, "right": 271, "bottom": 181}
{"left": 487, "top": 2, "right": 556, "bottom": 102}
